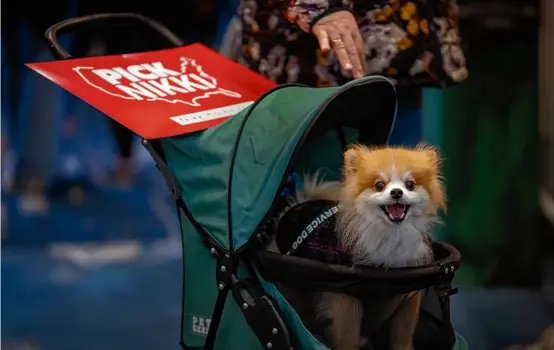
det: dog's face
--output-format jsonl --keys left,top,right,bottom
{"left": 342, "top": 145, "right": 446, "bottom": 227}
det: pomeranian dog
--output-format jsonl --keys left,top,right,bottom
{"left": 274, "top": 144, "right": 446, "bottom": 350}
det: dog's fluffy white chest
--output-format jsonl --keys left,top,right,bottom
{"left": 339, "top": 212, "right": 432, "bottom": 267}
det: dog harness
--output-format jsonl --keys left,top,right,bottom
{"left": 275, "top": 200, "right": 352, "bottom": 266}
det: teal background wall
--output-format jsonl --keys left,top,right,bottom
{"left": 422, "top": 40, "right": 542, "bottom": 287}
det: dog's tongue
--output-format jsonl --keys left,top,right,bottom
{"left": 387, "top": 204, "right": 405, "bottom": 219}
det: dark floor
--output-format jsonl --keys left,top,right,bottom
{"left": 1, "top": 247, "right": 182, "bottom": 350}
{"left": 3, "top": 247, "right": 554, "bottom": 350}
{"left": 2, "top": 83, "right": 184, "bottom": 350}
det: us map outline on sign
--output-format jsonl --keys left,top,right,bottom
{"left": 73, "top": 57, "right": 242, "bottom": 106}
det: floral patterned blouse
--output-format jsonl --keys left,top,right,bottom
{"left": 233, "top": 0, "right": 468, "bottom": 88}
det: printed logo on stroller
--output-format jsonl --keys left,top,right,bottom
{"left": 191, "top": 315, "right": 211, "bottom": 336}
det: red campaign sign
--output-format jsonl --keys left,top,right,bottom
{"left": 26, "top": 44, "right": 277, "bottom": 139}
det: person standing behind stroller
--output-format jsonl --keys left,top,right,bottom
{"left": 221, "top": 0, "right": 467, "bottom": 146}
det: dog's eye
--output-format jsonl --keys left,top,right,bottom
{"left": 405, "top": 180, "right": 415, "bottom": 191}
{"left": 374, "top": 181, "right": 386, "bottom": 192}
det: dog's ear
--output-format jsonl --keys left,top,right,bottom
{"left": 344, "top": 146, "right": 362, "bottom": 175}
{"left": 416, "top": 143, "right": 442, "bottom": 166}
{"left": 426, "top": 148, "right": 441, "bottom": 168}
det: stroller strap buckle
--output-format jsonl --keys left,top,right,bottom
{"left": 230, "top": 279, "right": 293, "bottom": 350}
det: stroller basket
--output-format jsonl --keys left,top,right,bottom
{"left": 256, "top": 241, "right": 461, "bottom": 296}
{"left": 43, "top": 13, "right": 467, "bottom": 350}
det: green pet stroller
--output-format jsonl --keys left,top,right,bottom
{"left": 45, "top": 13, "right": 468, "bottom": 350}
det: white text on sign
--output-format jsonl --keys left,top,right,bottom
{"left": 91, "top": 61, "right": 216, "bottom": 100}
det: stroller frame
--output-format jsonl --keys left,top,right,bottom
{"left": 45, "top": 13, "right": 300, "bottom": 349}
{"left": 45, "top": 13, "right": 463, "bottom": 350}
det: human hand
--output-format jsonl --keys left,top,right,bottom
{"left": 312, "top": 10, "right": 365, "bottom": 79}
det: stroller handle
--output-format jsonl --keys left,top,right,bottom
{"left": 45, "top": 13, "right": 185, "bottom": 60}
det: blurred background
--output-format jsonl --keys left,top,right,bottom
{"left": 1, "top": 0, "right": 553, "bottom": 350}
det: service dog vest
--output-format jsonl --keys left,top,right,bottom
{"left": 275, "top": 200, "right": 351, "bottom": 266}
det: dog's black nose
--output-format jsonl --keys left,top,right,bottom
{"left": 390, "top": 188, "right": 403, "bottom": 200}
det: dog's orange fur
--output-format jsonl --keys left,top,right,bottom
{"left": 343, "top": 144, "right": 446, "bottom": 214}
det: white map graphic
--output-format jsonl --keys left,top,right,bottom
{"left": 73, "top": 57, "right": 242, "bottom": 106}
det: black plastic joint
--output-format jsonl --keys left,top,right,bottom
{"left": 215, "top": 252, "right": 233, "bottom": 289}
{"left": 439, "top": 262, "right": 457, "bottom": 277}
{"left": 231, "top": 279, "right": 293, "bottom": 350}
{"left": 252, "top": 231, "right": 269, "bottom": 249}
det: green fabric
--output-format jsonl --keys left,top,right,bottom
{"left": 180, "top": 211, "right": 263, "bottom": 348}
{"left": 452, "top": 333, "right": 469, "bottom": 350}
{"left": 423, "top": 41, "right": 541, "bottom": 287}
{"left": 179, "top": 212, "right": 220, "bottom": 346}
{"left": 294, "top": 127, "right": 361, "bottom": 181}
{"left": 258, "top": 274, "right": 329, "bottom": 349}
{"left": 161, "top": 76, "right": 396, "bottom": 251}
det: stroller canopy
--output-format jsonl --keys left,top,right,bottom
{"left": 161, "top": 76, "right": 397, "bottom": 252}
